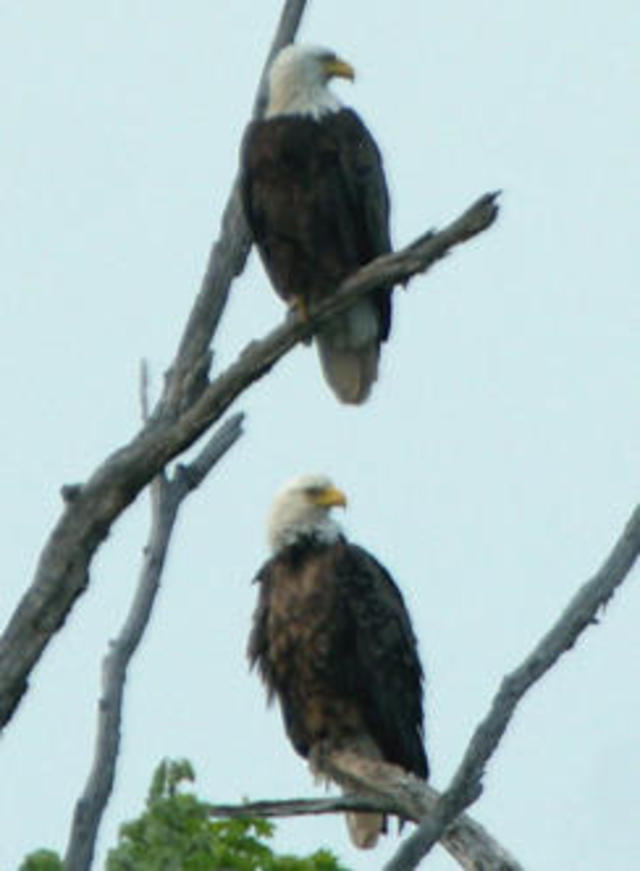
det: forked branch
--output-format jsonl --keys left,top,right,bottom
{"left": 0, "top": 191, "right": 498, "bottom": 729}
{"left": 0, "top": 0, "right": 310, "bottom": 731}
{"left": 209, "top": 757, "right": 523, "bottom": 871}
{"left": 207, "top": 504, "right": 640, "bottom": 871}
{"left": 64, "top": 414, "right": 244, "bottom": 871}
{"left": 384, "top": 503, "right": 640, "bottom": 870}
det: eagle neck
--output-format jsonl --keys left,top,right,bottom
{"left": 271, "top": 519, "right": 342, "bottom": 555}
{"left": 265, "top": 85, "right": 342, "bottom": 120}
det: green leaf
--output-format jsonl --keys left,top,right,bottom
{"left": 105, "top": 759, "right": 350, "bottom": 871}
{"left": 19, "top": 850, "right": 63, "bottom": 871}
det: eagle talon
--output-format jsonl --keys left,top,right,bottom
{"left": 289, "top": 296, "right": 311, "bottom": 322}
{"left": 289, "top": 297, "right": 313, "bottom": 344}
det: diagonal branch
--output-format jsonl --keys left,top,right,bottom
{"left": 161, "top": 193, "right": 501, "bottom": 436}
{"left": 0, "top": 191, "right": 498, "bottom": 729}
{"left": 64, "top": 414, "right": 244, "bottom": 871}
{"left": 0, "top": 0, "right": 310, "bottom": 731}
{"left": 207, "top": 504, "right": 640, "bottom": 870}
{"left": 384, "top": 503, "right": 640, "bottom": 871}
{"left": 163, "top": 0, "right": 309, "bottom": 414}
{"left": 208, "top": 775, "right": 523, "bottom": 871}
{"left": 53, "top": 3, "right": 306, "bottom": 864}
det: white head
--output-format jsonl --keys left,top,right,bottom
{"left": 267, "top": 473, "right": 347, "bottom": 552}
{"left": 265, "top": 43, "right": 355, "bottom": 120}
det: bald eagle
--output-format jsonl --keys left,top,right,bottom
{"left": 248, "top": 475, "right": 428, "bottom": 849}
{"left": 241, "top": 45, "right": 392, "bottom": 404}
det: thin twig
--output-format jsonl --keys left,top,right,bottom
{"left": 0, "top": 192, "right": 498, "bottom": 729}
{"left": 384, "top": 503, "right": 640, "bottom": 870}
{"left": 139, "top": 359, "right": 150, "bottom": 424}
{"left": 63, "top": 414, "right": 244, "bottom": 870}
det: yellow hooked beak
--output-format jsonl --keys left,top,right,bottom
{"left": 324, "top": 56, "right": 355, "bottom": 82}
{"left": 313, "top": 486, "right": 348, "bottom": 509}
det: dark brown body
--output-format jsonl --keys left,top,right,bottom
{"left": 248, "top": 535, "right": 428, "bottom": 780}
{"left": 241, "top": 108, "right": 392, "bottom": 336}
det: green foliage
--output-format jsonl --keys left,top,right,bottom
{"left": 106, "top": 758, "right": 350, "bottom": 871}
{"left": 19, "top": 850, "right": 63, "bottom": 871}
{"left": 20, "top": 760, "right": 348, "bottom": 870}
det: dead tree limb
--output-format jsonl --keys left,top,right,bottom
{"left": 0, "top": 0, "right": 310, "bottom": 731}
{"left": 0, "top": 190, "right": 498, "bottom": 730}
{"left": 384, "top": 503, "right": 640, "bottom": 870}
{"left": 63, "top": 413, "right": 244, "bottom": 871}
{"left": 209, "top": 772, "right": 523, "bottom": 871}
{"left": 207, "top": 504, "right": 639, "bottom": 870}
{"left": 55, "top": 0, "right": 309, "bottom": 863}
{"left": 163, "top": 0, "right": 310, "bottom": 414}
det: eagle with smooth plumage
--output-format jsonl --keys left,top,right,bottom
{"left": 241, "top": 45, "right": 393, "bottom": 404}
{"left": 248, "top": 475, "right": 428, "bottom": 849}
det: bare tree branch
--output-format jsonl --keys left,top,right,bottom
{"left": 0, "top": 0, "right": 310, "bottom": 731}
{"left": 0, "top": 191, "right": 498, "bottom": 729}
{"left": 206, "top": 504, "right": 640, "bottom": 870}
{"left": 64, "top": 414, "right": 244, "bottom": 871}
{"left": 384, "top": 503, "right": 640, "bottom": 871}
{"left": 139, "top": 359, "right": 150, "bottom": 424}
{"left": 208, "top": 774, "right": 523, "bottom": 871}
{"left": 59, "top": 5, "right": 305, "bottom": 860}
{"left": 319, "top": 749, "right": 522, "bottom": 870}
{"left": 162, "top": 0, "right": 310, "bottom": 414}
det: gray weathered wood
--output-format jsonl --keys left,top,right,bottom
{"left": 384, "top": 503, "right": 640, "bottom": 870}
{"left": 56, "top": 1, "right": 309, "bottom": 864}
{"left": 162, "top": 0, "right": 310, "bottom": 414}
{"left": 0, "top": 192, "right": 498, "bottom": 729}
{"left": 63, "top": 414, "right": 244, "bottom": 871}
{"left": 208, "top": 769, "right": 523, "bottom": 871}
{"left": 207, "top": 505, "right": 640, "bottom": 870}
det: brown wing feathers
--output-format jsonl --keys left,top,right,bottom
{"left": 241, "top": 109, "right": 392, "bottom": 403}
{"left": 248, "top": 539, "right": 427, "bottom": 779}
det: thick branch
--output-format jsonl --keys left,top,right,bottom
{"left": 321, "top": 750, "right": 521, "bottom": 871}
{"left": 159, "top": 193, "right": 500, "bottom": 436}
{"left": 0, "top": 0, "right": 310, "bottom": 731}
{"left": 385, "top": 503, "right": 640, "bottom": 870}
{"left": 59, "top": 4, "right": 308, "bottom": 856}
{"left": 208, "top": 770, "right": 522, "bottom": 871}
{"left": 63, "top": 414, "right": 244, "bottom": 871}
{"left": 0, "top": 192, "right": 498, "bottom": 729}
{"left": 163, "top": 0, "right": 309, "bottom": 413}
{"left": 207, "top": 505, "right": 640, "bottom": 870}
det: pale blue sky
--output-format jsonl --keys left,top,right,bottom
{"left": 1, "top": 2, "right": 639, "bottom": 869}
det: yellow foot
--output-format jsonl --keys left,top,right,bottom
{"left": 288, "top": 295, "right": 311, "bottom": 323}
{"left": 288, "top": 297, "right": 313, "bottom": 344}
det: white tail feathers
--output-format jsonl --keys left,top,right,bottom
{"left": 316, "top": 343, "right": 379, "bottom": 404}
{"left": 316, "top": 301, "right": 381, "bottom": 404}
{"left": 345, "top": 803, "right": 385, "bottom": 849}
{"left": 309, "top": 733, "right": 387, "bottom": 850}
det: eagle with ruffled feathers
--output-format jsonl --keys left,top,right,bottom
{"left": 248, "top": 475, "right": 428, "bottom": 849}
{"left": 241, "top": 45, "right": 393, "bottom": 404}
